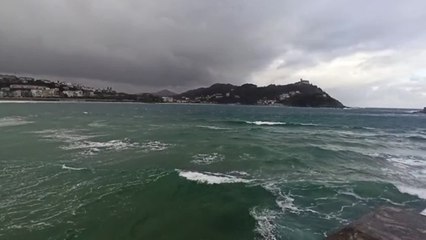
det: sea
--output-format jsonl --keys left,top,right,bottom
{"left": 1, "top": 102, "right": 425, "bottom": 240}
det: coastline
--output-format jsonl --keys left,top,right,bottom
{"left": 0, "top": 97, "right": 155, "bottom": 103}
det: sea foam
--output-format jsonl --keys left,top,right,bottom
{"left": 61, "top": 164, "right": 87, "bottom": 171}
{"left": 176, "top": 170, "right": 250, "bottom": 184}
{"left": 191, "top": 153, "right": 224, "bottom": 165}
{"left": 395, "top": 185, "right": 426, "bottom": 200}
{"left": 250, "top": 207, "right": 278, "bottom": 240}
{"left": 245, "top": 121, "right": 319, "bottom": 127}
{"left": 197, "top": 125, "right": 230, "bottom": 130}
{"left": 0, "top": 117, "right": 33, "bottom": 127}
{"left": 246, "top": 121, "right": 287, "bottom": 126}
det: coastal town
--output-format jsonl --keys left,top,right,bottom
{"left": 0, "top": 74, "right": 162, "bottom": 102}
{"left": 0, "top": 74, "right": 346, "bottom": 107}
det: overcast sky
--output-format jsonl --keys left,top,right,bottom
{"left": 1, "top": 0, "right": 426, "bottom": 108}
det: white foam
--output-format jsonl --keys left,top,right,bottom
{"left": 246, "top": 121, "right": 287, "bottom": 126}
{"left": 197, "top": 125, "right": 230, "bottom": 130}
{"left": 421, "top": 209, "right": 426, "bottom": 216}
{"left": 63, "top": 139, "right": 138, "bottom": 151}
{"left": 88, "top": 121, "right": 107, "bottom": 128}
{"left": 34, "top": 129, "right": 96, "bottom": 142}
{"left": 191, "top": 153, "right": 224, "bottom": 165}
{"left": 250, "top": 207, "right": 278, "bottom": 240}
{"left": 140, "top": 141, "right": 170, "bottom": 152}
{"left": 262, "top": 182, "right": 301, "bottom": 214}
{"left": 176, "top": 170, "right": 250, "bottom": 184}
{"left": 0, "top": 116, "right": 33, "bottom": 127}
{"left": 229, "top": 171, "right": 250, "bottom": 176}
{"left": 61, "top": 164, "right": 86, "bottom": 171}
{"left": 395, "top": 185, "right": 426, "bottom": 200}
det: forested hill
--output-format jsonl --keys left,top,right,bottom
{"left": 178, "top": 80, "right": 345, "bottom": 108}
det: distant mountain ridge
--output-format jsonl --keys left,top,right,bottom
{"left": 178, "top": 80, "right": 345, "bottom": 108}
{"left": 152, "top": 89, "right": 177, "bottom": 97}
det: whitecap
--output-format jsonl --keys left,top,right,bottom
{"left": 191, "top": 153, "right": 224, "bottom": 165}
{"left": 246, "top": 121, "right": 287, "bottom": 126}
{"left": 197, "top": 125, "right": 230, "bottom": 130}
{"left": 395, "top": 185, "right": 426, "bottom": 200}
{"left": 250, "top": 207, "right": 278, "bottom": 240}
{"left": 62, "top": 139, "right": 138, "bottom": 151}
{"left": 88, "top": 121, "right": 107, "bottom": 128}
{"left": 61, "top": 164, "right": 87, "bottom": 171}
{"left": 421, "top": 209, "right": 426, "bottom": 216}
{"left": 0, "top": 116, "right": 33, "bottom": 127}
{"left": 140, "top": 141, "right": 170, "bottom": 152}
{"left": 262, "top": 182, "right": 301, "bottom": 214}
{"left": 229, "top": 171, "right": 250, "bottom": 176}
{"left": 34, "top": 129, "right": 96, "bottom": 142}
{"left": 176, "top": 170, "right": 250, "bottom": 184}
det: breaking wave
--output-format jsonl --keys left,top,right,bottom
{"left": 197, "top": 125, "right": 231, "bottom": 130}
{"left": 395, "top": 185, "right": 426, "bottom": 200}
{"left": 61, "top": 164, "right": 88, "bottom": 171}
{"left": 250, "top": 207, "right": 279, "bottom": 240}
{"left": 176, "top": 170, "right": 250, "bottom": 184}
{"left": 243, "top": 121, "right": 319, "bottom": 127}
{"left": 34, "top": 129, "right": 170, "bottom": 156}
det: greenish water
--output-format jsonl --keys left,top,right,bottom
{"left": 1, "top": 102, "right": 425, "bottom": 240}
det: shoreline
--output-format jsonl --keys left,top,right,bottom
{"left": 0, "top": 97, "right": 155, "bottom": 103}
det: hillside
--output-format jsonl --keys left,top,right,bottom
{"left": 152, "top": 89, "right": 177, "bottom": 97}
{"left": 178, "top": 80, "right": 344, "bottom": 108}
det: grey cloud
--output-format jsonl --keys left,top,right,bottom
{"left": 1, "top": 0, "right": 426, "bottom": 104}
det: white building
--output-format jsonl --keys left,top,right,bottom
{"left": 279, "top": 93, "right": 290, "bottom": 100}
{"left": 63, "top": 90, "right": 83, "bottom": 98}
{"left": 162, "top": 97, "right": 174, "bottom": 102}
{"left": 12, "top": 90, "right": 22, "bottom": 97}
{"left": 30, "top": 89, "right": 43, "bottom": 97}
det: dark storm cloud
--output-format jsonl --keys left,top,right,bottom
{"left": 1, "top": 0, "right": 426, "bottom": 94}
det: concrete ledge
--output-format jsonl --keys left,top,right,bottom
{"left": 326, "top": 207, "right": 426, "bottom": 240}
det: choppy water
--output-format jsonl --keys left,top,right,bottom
{"left": 1, "top": 102, "right": 425, "bottom": 240}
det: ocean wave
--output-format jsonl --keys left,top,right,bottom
{"left": 191, "top": 153, "right": 224, "bottom": 165}
{"left": 88, "top": 121, "right": 107, "bottom": 128}
{"left": 34, "top": 129, "right": 97, "bottom": 142}
{"left": 262, "top": 182, "right": 301, "bottom": 214}
{"left": 62, "top": 139, "right": 138, "bottom": 152}
{"left": 176, "top": 170, "right": 250, "bottom": 184}
{"left": 0, "top": 116, "right": 33, "bottom": 127}
{"left": 395, "top": 185, "right": 426, "bottom": 200}
{"left": 408, "top": 135, "right": 426, "bottom": 142}
{"left": 245, "top": 121, "right": 319, "bottom": 127}
{"left": 61, "top": 164, "right": 87, "bottom": 171}
{"left": 250, "top": 207, "right": 278, "bottom": 240}
{"left": 246, "top": 121, "right": 287, "bottom": 126}
{"left": 197, "top": 125, "right": 231, "bottom": 130}
{"left": 140, "top": 141, "right": 171, "bottom": 152}
{"left": 35, "top": 129, "right": 170, "bottom": 155}
{"left": 421, "top": 209, "right": 426, "bottom": 216}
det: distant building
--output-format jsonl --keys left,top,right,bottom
{"left": 162, "top": 96, "right": 174, "bottom": 103}
{"left": 63, "top": 90, "right": 83, "bottom": 98}
{"left": 279, "top": 93, "right": 290, "bottom": 100}
{"left": 299, "top": 78, "right": 310, "bottom": 84}
{"left": 30, "top": 89, "right": 43, "bottom": 98}
{"left": 12, "top": 90, "right": 22, "bottom": 98}
{"left": 10, "top": 85, "right": 49, "bottom": 90}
